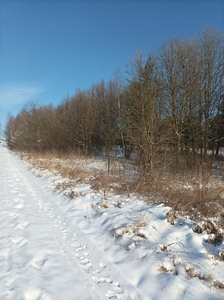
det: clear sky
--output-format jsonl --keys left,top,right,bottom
{"left": 0, "top": 0, "right": 224, "bottom": 135}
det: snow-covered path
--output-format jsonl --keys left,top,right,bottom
{"left": 0, "top": 145, "right": 137, "bottom": 300}
{"left": 0, "top": 145, "right": 101, "bottom": 299}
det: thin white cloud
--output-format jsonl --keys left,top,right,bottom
{"left": 0, "top": 84, "right": 43, "bottom": 107}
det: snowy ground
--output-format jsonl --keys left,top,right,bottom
{"left": 1, "top": 143, "right": 224, "bottom": 300}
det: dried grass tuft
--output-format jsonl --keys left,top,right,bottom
{"left": 158, "top": 265, "right": 168, "bottom": 274}
{"left": 113, "top": 222, "right": 147, "bottom": 240}
{"left": 212, "top": 280, "right": 224, "bottom": 289}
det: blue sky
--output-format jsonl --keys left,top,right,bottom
{"left": 0, "top": 0, "right": 224, "bottom": 135}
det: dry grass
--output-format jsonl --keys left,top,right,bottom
{"left": 158, "top": 260, "right": 224, "bottom": 290}
{"left": 136, "top": 171, "right": 224, "bottom": 226}
{"left": 21, "top": 152, "right": 91, "bottom": 180}
{"left": 20, "top": 151, "right": 224, "bottom": 229}
{"left": 91, "top": 173, "right": 134, "bottom": 195}
{"left": 20, "top": 151, "right": 134, "bottom": 199}
{"left": 186, "top": 265, "right": 224, "bottom": 290}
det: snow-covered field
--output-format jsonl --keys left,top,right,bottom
{"left": 1, "top": 143, "right": 224, "bottom": 300}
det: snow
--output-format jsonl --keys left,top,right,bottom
{"left": 1, "top": 143, "right": 224, "bottom": 300}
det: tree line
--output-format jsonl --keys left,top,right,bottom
{"left": 5, "top": 28, "right": 224, "bottom": 176}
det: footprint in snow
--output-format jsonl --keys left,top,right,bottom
{"left": 107, "top": 292, "right": 126, "bottom": 300}
{"left": 14, "top": 197, "right": 21, "bottom": 203}
{"left": 83, "top": 263, "right": 93, "bottom": 271}
{"left": 76, "top": 247, "right": 83, "bottom": 252}
{"left": 92, "top": 276, "right": 100, "bottom": 284}
{"left": 15, "top": 202, "right": 24, "bottom": 209}
{"left": 79, "top": 258, "right": 90, "bottom": 265}
{"left": 106, "top": 286, "right": 125, "bottom": 299}
{"left": 92, "top": 274, "right": 123, "bottom": 299}
{"left": 92, "top": 277, "right": 112, "bottom": 284}
{"left": 24, "top": 288, "right": 50, "bottom": 300}
{"left": 46, "top": 212, "right": 54, "bottom": 218}
{"left": 31, "top": 252, "right": 49, "bottom": 269}
{"left": 76, "top": 253, "right": 93, "bottom": 270}
{"left": 61, "top": 228, "right": 67, "bottom": 233}
{"left": 8, "top": 212, "right": 18, "bottom": 219}
{"left": 71, "top": 239, "right": 80, "bottom": 246}
{"left": 53, "top": 220, "right": 61, "bottom": 228}
{"left": 11, "top": 237, "right": 28, "bottom": 247}
{"left": 17, "top": 221, "right": 30, "bottom": 230}
{"left": 11, "top": 190, "right": 19, "bottom": 194}
{"left": 105, "top": 290, "right": 116, "bottom": 299}
{"left": 6, "top": 278, "right": 15, "bottom": 291}
{"left": 62, "top": 234, "right": 68, "bottom": 240}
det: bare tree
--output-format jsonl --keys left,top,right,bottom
{"left": 92, "top": 80, "right": 120, "bottom": 173}
{"left": 155, "top": 29, "right": 224, "bottom": 170}
{"left": 196, "top": 28, "right": 224, "bottom": 161}
{"left": 125, "top": 52, "right": 172, "bottom": 177}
